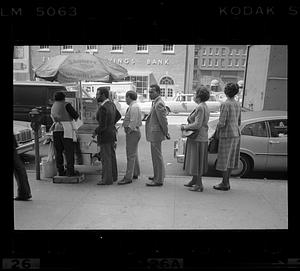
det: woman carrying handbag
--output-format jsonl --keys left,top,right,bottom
{"left": 180, "top": 86, "right": 210, "bottom": 192}
{"left": 213, "top": 82, "right": 241, "bottom": 191}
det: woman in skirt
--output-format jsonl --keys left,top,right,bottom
{"left": 214, "top": 82, "right": 241, "bottom": 191}
{"left": 181, "top": 86, "right": 210, "bottom": 192}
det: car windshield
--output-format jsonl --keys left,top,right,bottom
{"left": 208, "top": 119, "right": 218, "bottom": 138}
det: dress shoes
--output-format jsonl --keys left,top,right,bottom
{"left": 146, "top": 181, "right": 163, "bottom": 187}
{"left": 133, "top": 175, "right": 139, "bottom": 179}
{"left": 117, "top": 179, "right": 132, "bottom": 185}
{"left": 14, "top": 195, "right": 32, "bottom": 201}
{"left": 213, "top": 183, "right": 230, "bottom": 191}
{"left": 148, "top": 176, "right": 154, "bottom": 181}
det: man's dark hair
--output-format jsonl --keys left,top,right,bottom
{"left": 97, "top": 87, "right": 110, "bottom": 99}
{"left": 224, "top": 82, "right": 239, "bottom": 98}
{"left": 54, "top": 91, "right": 66, "bottom": 101}
{"left": 150, "top": 84, "right": 161, "bottom": 94}
{"left": 126, "top": 90, "right": 137, "bottom": 101}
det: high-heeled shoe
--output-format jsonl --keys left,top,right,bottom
{"left": 184, "top": 180, "right": 195, "bottom": 187}
{"left": 213, "top": 183, "right": 230, "bottom": 191}
{"left": 188, "top": 185, "right": 203, "bottom": 192}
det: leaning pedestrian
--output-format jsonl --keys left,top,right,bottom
{"left": 118, "top": 91, "right": 142, "bottom": 185}
{"left": 213, "top": 82, "right": 241, "bottom": 191}
{"left": 145, "top": 84, "right": 170, "bottom": 187}
{"left": 50, "top": 91, "right": 80, "bottom": 177}
{"left": 181, "top": 86, "right": 210, "bottom": 192}
{"left": 13, "top": 134, "right": 32, "bottom": 201}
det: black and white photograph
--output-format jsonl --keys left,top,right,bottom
{"left": 13, "top": 44, "right": 288, "bottom": 230}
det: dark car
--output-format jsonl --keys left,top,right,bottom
{"left": 13, "top": 81, "right": 70, "bottom": 130}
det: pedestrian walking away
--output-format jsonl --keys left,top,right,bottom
{"left": 181, "top": 86, "right": 210, "bottom": 192}
{"left": 13, "top": 134, "right": 32, "bottom": 201}
{"left": 94, "top": 87, "right": 121, "bottom": 185}
{"left": 213, "top": 82, "right": 241, "bottom": 191}
{"left": 118, "top": 91, "right": 142, "bottom": 185}
{"left": 145, "top": 84, "right": 170, "bottom": 187}
{"left": 50, "top": 91, "right": 80, "bottom": 177}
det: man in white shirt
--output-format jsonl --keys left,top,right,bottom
{"left": 118, "top": 91, "right": 142, "bottom": 185}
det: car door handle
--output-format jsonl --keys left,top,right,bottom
{"left": 269, "top": 140, "right": 280, "bottom": 144}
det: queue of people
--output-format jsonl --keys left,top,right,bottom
{"left": 13, "top": 82, "right": 241, "bottom": 201}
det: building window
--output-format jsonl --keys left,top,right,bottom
{"left": 39, "top": 46, "right": 50, "bottom": 51}
{"left": 209, "top": 48, "right": 213, "bottom": 55}
{"left": 194, "top": 58, "right": 198, "bottom": 66}
{"left": 235, "top": 49, "right": 240, "bottom": 55}
{"left": 195, "top": 48, "right": 199, "bottom": 56}
{"left": 111, "top": 45, "right": 123, "bottom": 52}
{"left": 201, "top": 58, "right": 206, "bottom": 66}
{"left": 229, "top": 48, "right": 233, "bottom": 55}
{"left": 162, "top": 45, "right": 174, "bottom": 53}
{"left": 136, "top": 45, "right": 148, "bottom": 53}
{"left": 202, "top": 48, "right": 206, "bottom": 55}
{"left": 167, "top": 88, "right": 173, "bottom": 97}
{"left": 228, "top": 58, "right": 232, "bottom": 66}
{"left": 62, "top": 45, "right": 73, "bottom": 52}
{"left": 235, "top": 59, "right": 239, "bottom": 66}
{"left": 160, "top": 76, "right": 174, "bottom": 85}
{"left": 123, "top": 75, "right": 148, "bottom": 96}
{"left": 208, "top": 59, "right": 212, "bottom": 66}
{"left": 215, "top": 48, "right": 219, "bottom": 55}
{"left": 193, "top": 70, "right": 198, "bottom": 79}
{"left": 221, "top": 48, "right": 226, "bottom": 55}
{"left": 86, "top": 45, "right": 98, "bottom": 52}
{"left": 242, "top": 58, "right": 246, "bottom": 66}
{"left": 14, "top": 46, "right": 24, "bottom": 59}
{"left": 221, "top": 58, "right": 225, "bottom": 67}
{"left": 242, "top": 48, "right": 247, "bottom": 55}
{"left": 214, "top": 59, "right": 218, "bottom": 66}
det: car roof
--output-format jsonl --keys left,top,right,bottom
{"left": 13, "top": 80, "right": 65, "bottom": 87}
{"left": 209, "top": 110, "right": 287, "bottom": 125}
{"left": 241, "top": 110, "right": 287, "bottom": 121}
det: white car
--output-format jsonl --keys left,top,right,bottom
{"left": 174, "top": 110, "right": 287, "bottom": 178}
{"left": 164, "top": 93, "right": 220, "bottom": 114}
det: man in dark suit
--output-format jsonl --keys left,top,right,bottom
{"left": 145, "top": 84, "right": 170, "bottom": 187}
{"left": 94, "top": 87, "right": 121, "bottom": 185}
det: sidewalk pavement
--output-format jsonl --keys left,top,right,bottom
{"left": 13, "top": 169, "right": 288, "bottom": 230}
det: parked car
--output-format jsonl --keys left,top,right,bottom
{"left": 14, "top": 120, "right": 46, "bottom": 154}
{"left": 164, "top": 93, "right": 220, "bottom": 114}
{"left": 13, "top": 81, "right": 69, "bottom": 131}
{"left": 174, "top": 110, "right": 287, "bottom": 178}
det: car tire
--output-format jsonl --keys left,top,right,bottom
{"left": 231, "top": 154, "right": 252, "bottom": 178}
{"left": 166, "top": 107, "right": 171, "bottom": 115}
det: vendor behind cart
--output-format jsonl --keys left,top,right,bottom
{"left": 50, "top": 91, "right": 80, "bottom": 177}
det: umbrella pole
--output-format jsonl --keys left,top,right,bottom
{"left": 79, "top": 80, "right": 83, "bottom": 120}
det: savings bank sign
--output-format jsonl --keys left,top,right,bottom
{"left": 108, "top": 58, "right": 169, "bottom": 65}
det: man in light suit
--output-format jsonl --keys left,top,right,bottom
{"left": 145, "top": 84, "right": 170, "bottom": 186}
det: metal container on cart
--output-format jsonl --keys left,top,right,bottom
{"left": 77, "top": 98, "right": 100, "bottom": 166}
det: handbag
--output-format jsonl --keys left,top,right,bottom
{"left": 208, "top": 127, "right": 219, "bottom": 153}
{"left": 208, "top": 136, "right": 219, "bottom": 153}
{"left": 186, "top": 129, "right": 199, "bottom": 140}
